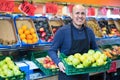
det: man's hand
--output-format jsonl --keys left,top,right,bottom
{"left": 58, "top": 62, "right": 65, "bottom": 73}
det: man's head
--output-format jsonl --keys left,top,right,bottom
{"left": 71, "top": 5, "right": 86, "bottom": 28}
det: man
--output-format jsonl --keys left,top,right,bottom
{"left": 48, "top": 4, "right": 98, "bottom": 80}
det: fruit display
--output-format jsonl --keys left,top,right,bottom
{"left": 64, "top": 50, "right": 108, "bottom": 68}
{"left": 114, "top": 19, "right": 120, "bottom": 34}
{"left": 100, "top": 45, "right": 120, "bottom": 59}
{"left": 36, "top": 56, "right": 58, "bottom": 69}
{"left": 62, "top": 16, "right": 72, "bottom": 25}
{"left": 60, "top": 49, "right": 111, "bottom": 75}
{"left": 33, "top": 17, "right": 53, "bottom": 42}
{"left": 48, "top": 18, "right": 63, "bottom": 35}
{"left": 86, "top": 18, "right": 103, "bottom": 38}
{"left": 18, "top": 25, "right": 38, "bottom": 44}
{"left": 31, "top": 51, "right": 59, "bottom": 75}
{"left": 0, "top": 57, "right": 25, "bottom": 79}
{"left": 97, "top": 18, "right": 110, "bottom": 36}
{"left": 0, "top": 17, "right": 18, "bottom": 46}
{"left": 107, "top": 18, "right": 120, "bottom": 36}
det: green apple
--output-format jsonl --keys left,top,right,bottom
{"left": 93, "top": 53, "right": 101, "bottom": 61}
{"left": 67, "top": 55, "right": 74, "bottom": 62}
{"left": 92, "top": 63, "right": 97, "bottom": 67}
{"left": 96, "top": 58, "right": 105, "bottom": 66}
{"left": 5, "top": 57, "right": 12, "bottom": 63}
{"left": 14, "top": 70, "right": 21, "bottom": 76}
{"left": 83, "top": 59, "right": 91, "bottom": 67}
{"left": 72, "top": 58, "right": 80, "bottom": 66}
{"left": 74, "top": 53, "right": 81, "bottom": 59}
{"left": 6, "top": 69, "right": 14, "bottom": 77}
{"left": 95, "top": 50, "right": 102, "bottom": 54}
{"left": 100, "top": 54, "right": 107, "bottom": 61}
{"left": 76, "top": 63, "right": 84, "bottom": 68}
{"left": 88, "top": 49, "right": 95, "bottom": 54}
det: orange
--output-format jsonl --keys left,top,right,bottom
{"left": 22, "top": 39, "right": 27, "bottom": 43}
{"left": 32, "top": 33, "right": 37, "bottom": 38}
{"left": 21, "top": 25, "right": 27, "bottom": 31}
{"left": 32, "top": 38, "right": 38, "bottom": 43}
{"left": 20, "top": 34, "right": 26, "bottom": 40}
{"left": 24, "top": 30, "right": 30, "bottom": 35}
{"left": 26, "top": 34, "right": 33, "bottom": 39}
{"left": 18, "top": 28, "right": 23, "bottom": 35}
{"left": 27, "top": 39, "right": 33, "bottom": 44}
{"left": 29, "top": 27, "right": 35, "bottom": 34}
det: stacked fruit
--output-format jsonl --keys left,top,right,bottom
{"left": 102, "top": 45, "right": 120, "bottom": 59}
{"left": 64, "top": 50, "right": 108, "bottom": 68}
{"left": 0, "top": 57, "right": 24, "bottom": 78}
{"left": 18, "top": 25, "right": 38, "bottom": 44}
{"left": 33, "top": 19, "right": 53, "bottom": 42}
{"left": 37, "top": 56, "right": 58, "bottom": 69}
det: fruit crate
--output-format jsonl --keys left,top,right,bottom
{"left": 32, "top": 16, "right": 53, "bottom": 44}
{"left": 48, "top": 18, "right": 64, "bottom": 36}
{"left": 0, "top": 15, "right": 20, "bottom": 48}
{"left": 60, "top": 53, "right": 111, "bottom": 75}
{"left": 0, "top": 56, "right": 26, "bottom": 80}
{"left": 14, "top": 15, "right": 39, "bottom": 47}
{"left": 99, "top": 44, "right": 120, "bottom": 60}
{"left": 31, "top": 51, "right": 59, "bottom": 76}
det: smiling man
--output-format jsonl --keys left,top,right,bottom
{"left": 48, "top": 4, "right": 98, "bottom": 80}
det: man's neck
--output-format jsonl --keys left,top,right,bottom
{"left": 72, "top": 22, "right": 82, "bottom": 29}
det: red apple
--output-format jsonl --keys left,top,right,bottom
{"left": 41, "top": 32, "right": 46, "bottom": 37}
{"left": 39, "top": 27, "right": 44, "bottom": 32}
{"left": 49, "top": 61, "right": 54, "bottom": 65}
{"left": 52, "top": 28, "right": 57, "bottom": 33}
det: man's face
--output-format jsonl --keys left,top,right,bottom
{"left": 71, "top": 6, "right": 86, "bottom": 27}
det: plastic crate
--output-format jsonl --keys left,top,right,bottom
{"left": 60, "top": 53, "right": 111, "bottom": 75}
{"left": 0, "top": 56, "right": 26, "bottom": 80}
{"left": 31, "top": 51, "right": 59, "bottom": 76}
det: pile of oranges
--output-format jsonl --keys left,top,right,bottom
{"left": 18, "top": 25, "right": 38, "bottom": 44}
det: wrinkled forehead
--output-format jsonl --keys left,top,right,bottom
{"left": 72, "top": 5, "right": 86, "bottom": 13}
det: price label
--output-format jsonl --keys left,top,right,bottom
{"left": 19, "top": 1, "right": 36, "bottom": 16}
{"left": 0, "top": 1, "right": 14, "bottom": 12}
{"left": 107, "top": 61, "right": 117, "bottom": 73}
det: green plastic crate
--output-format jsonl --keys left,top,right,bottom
{"left": 31, "top": 51, "right": 59, "bottom": 76}
{"left": 60, "top": 53, "right": 112, "bottom": 75}
{"left": 0, "top": 56, "right": 26, "bottom": 80}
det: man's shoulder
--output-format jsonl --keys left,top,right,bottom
{"left": 59, "top": 23, "right": 71, "bottom": 31}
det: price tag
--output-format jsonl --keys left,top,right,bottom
{"left": 111, "top": 8, "right": 120, "bottom": 15}
{"left": 0, "top": 1, "right": 14, "bottom": 12}
{"left": 107, "top": 61, "right": 117, "bottom": 73}
{"left": 19, "top": 1, "right": 36, "bottom": 16}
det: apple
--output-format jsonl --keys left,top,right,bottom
{"left": 88, "top": 49, "right": 95, "bottom": 54}
{"left": 79, "top": 55, "right": 86, "bottom": 62}
{"left": 67, "top": 55, "right": 74, "bottom": 62}
{"left": 74, "top": 53, "right": 81, "bottom": 59}
{"left": 83, "top": 59, "right": 91, "bottom": 67}
{"left": 41, "top": 32, "right": 46, "bottom": 38}
{"left": 76, "top": 63, "right": 84, "bottom": 68}
{"left": 52, "top": 28, "right": 57, "bottom": 33}
{"left": 72, "top": 58, "right": 80, "bottom": 66}
{"left": 4, "top": 57, "right": 12, "bottom": 63}
{"left": 6, "top": 69, "right": 14, "bottom": 77}
{"left": 39, "top": 27, "right": 44, "bottom": 32}
{"left": 49, "top": 61, "right": 54, "bottom": 65}
{"left": 100, "top": 54, "right": 107, "bottom": 61}
{"left": 50, "top": 65, "right": 57, "bottom": 69}
{"left": 96, "top": 58, "right": 105, "bottom": 66}
{"left": 14, "top": 70, "right": 21, "bottom": 76}
{"left": 92, "top": 63, "right": 97, "bottom": 67}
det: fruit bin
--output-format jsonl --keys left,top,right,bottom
{"left": 14, "top": 15, "right": 39, "bottom": 46}
{"left": 86, "top": 17, "right": 103, "bottom": 38}
{"left": 59, "top": 53, "right": 111, "bottom": 75}
{"left": 0, "top": 56, "right": 26, "bottom": 80}
{"left": 99, "top": 44, "right": 120, "bottom": 60}
{"left": 107, "top": 18, "right": 120, "bottom": 37}
{"left": 48, "top": 18, "right": 64, "bottom": 36}
{"left": 32, "top": 16, "right": 53, "bottom": 44}
{"left": 0, "top": 15, "right": 20, "bottom": 48}
{"left": 31, "top": 51, "right": 59, "bottom": 76}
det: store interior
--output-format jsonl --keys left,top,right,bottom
{"left": 0, "top": 0, "right": 120, "bottom": 80}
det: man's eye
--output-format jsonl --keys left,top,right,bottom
{"left": 81, "top": 12, "right": 85, "bottom": 15}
